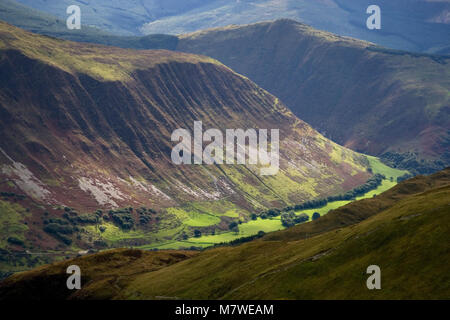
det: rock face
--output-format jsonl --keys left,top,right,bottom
{"left": 0, "top": 22, "right": 370, "bottom": 213}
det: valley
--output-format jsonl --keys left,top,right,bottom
{"left": 177, "top": 19, "right": 450, "bottom": 173}
{"left": 0, "top": 1, "right": 448, "bottom": 302}
{"left": 1, "top": 168, "right": 448, "bottom": 300}
{"left": 135, "top": 157, "right": 407, "bottom": 250}
{"left": 0, "top": 21, "right": 385, "bottom": 275}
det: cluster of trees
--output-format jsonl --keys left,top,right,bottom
{"left": 108, "top": 207, "right": 158, "bottom": 229}
{"left": 326, "top": 173, "right": 386, "bottom": 201}
{"left": 109, "top": 208, "right": 134, "bottom": 230}
{"left": 136, "top": 207, "right": 156, "bottom": 225}
{"left": 40, "top": 205, "right": 161, "bottom": 246}
{"left": 214, "top": 231, "right": 266, "bottom": 248}
{"left": 312, "top": 212, "right": 321, "bottom": 221}
{"left": 397, "top": 173, "right": 414, "bottom": 183}
{"left": 0, "top": 192, "right": 26, "bottom": 200}
{"left": 281, "top": 212, "right": 309, "bottom": 227}
{"left": 43, "top": 222, "right": 74, "bottom": 245}
{"left": 194, "top": 230, "right": 202, "bottom": 238}
{"left": 381, "top": 151, "right": 447, "bottom": 175}
{"left": 64, "top": 212, "right": 99, "bottom": 224}
{"left": 7, "top": 237, "right": 24, "bottom": 247}
{"left": 290, "top": 173, "right": 385, "bottom": 212}
{"left": 228, "top": 221, "right": 239, "bottom": 233}
{"left": 254, "top": 172, "right": 386, "bottom": 226}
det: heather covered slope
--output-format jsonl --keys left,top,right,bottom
{"left": 1, "top": 169, "right": 448, "bottom": 300}
{"left": 178, "top": 19, "right": 450, "bottom": 171}
{"left": 0, "top": 22, "right": 375, "bottom": 262}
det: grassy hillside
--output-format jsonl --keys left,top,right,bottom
{"left": 0, "top": 249, "right": 197, "bottom": 300}
{"left": 1, "top": 168, "right": 448, "bottom": 300}
{"left": 178, "top": 19, "right": 450, "bottom": 172}
{"left": 0, "top": 22, "right": 378, "bottom": 272}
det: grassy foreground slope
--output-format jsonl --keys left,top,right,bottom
{"left": 1, "top": 168, "right": 448, "bottom": 300}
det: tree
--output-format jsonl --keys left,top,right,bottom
{"left": 194, "top": 230, "right": 202, "bottom": 238}
{"left": 312, "top": 212, "right": 321, "bottom": 220}
{"left": 229, "top": 221, "right": 239, "bottom": 233}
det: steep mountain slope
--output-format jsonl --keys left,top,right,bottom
{"left": 0, "top": 22, "right": 375, "bottom": 265}
{"left": 178, "top": 19, "right": 450, "bottom": 172}
{"left": 0, "top": 0, "right": 179, "bottom": 50}
{"left": 2, "top": 168, "right": 448, "bottom": 300}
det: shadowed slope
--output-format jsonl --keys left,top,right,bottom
{"left": 178, "top": 19, "right": 450, "bottom": 170}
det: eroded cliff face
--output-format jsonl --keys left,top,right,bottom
{"left": 0, "top": 22, "right": 370, "bottom": 214}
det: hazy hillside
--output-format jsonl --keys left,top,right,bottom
{"left": 141, "top": 0, "right": 450, "bottom": 54}
{"left": 178, "top": 19, "right": 450, "bottom": 173}
{"left": 0, "top": 0, "right": 179, "bottom": 50}
{"left": 13, "top": 0, "right": 207, "bottom": 36}
{"left": 1, "top": 168, "right": 448, "bottom": 300}
{"left": 0, "top": 22, "right": 378, "bottom": 271}
{"left": 10, "top": 0, "right": 450, "bottom": 53}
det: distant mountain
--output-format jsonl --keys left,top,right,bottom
{"left": 11, "top": 0, "right": 450, "bottom": 53}
{"left": 0, "top": 22, "right": 373, "bottom": 269}
{"left": 0, "top": 0, "right": 179, "bottom": 49}
{"left": 2, "top": 168, "right": 448, "bottom": 300}
{"left": 13, "top": 0, "right": 207, "bottom": 36}
{"left": 178, "top": 19, "right": 450, "bottom": 173}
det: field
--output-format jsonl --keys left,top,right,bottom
{"left": 139, "top": 157, "right": 408, "bottom": 250}
{"left": 2, "top": 168, "right": 447, "bottom": 300}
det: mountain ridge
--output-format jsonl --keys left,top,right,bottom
{"left": 0, "top": 22, "right": 377, "bottom": 270}
{"left": 177, "top": 19, "right": 450, "bottom": 172}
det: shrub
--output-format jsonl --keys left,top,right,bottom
{"left": 44, "top": 223, "right": 73, "bottom": 235}
{"left": 312, "top": 212, "right": 321, "bottom": 221}
{"left": 194, "top": 230, "right": 202, "bottom": 238}
{"left": 7, "top": 237, "right": 24, "bottom": 246}
{"left": 110, "top": 212, "right": 134, "bottom": 230}
{"left": 229, "top": 222, "right": 238, "bottom": 230}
